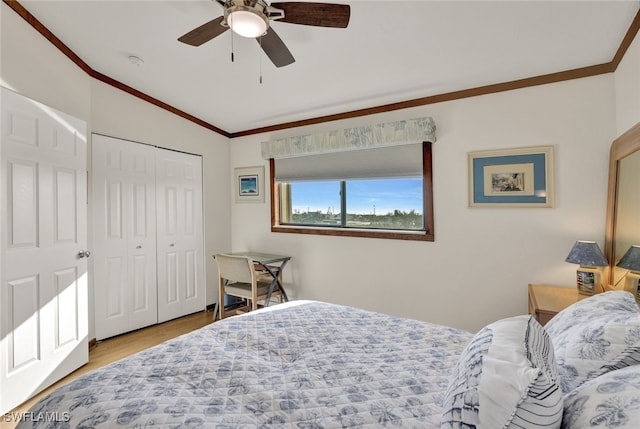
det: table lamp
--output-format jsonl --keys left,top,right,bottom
{"left": 565, "top": 240, "right": 608, "bottom": 295}
{"left": 616, "top": 245, "right": 640, "bottom": 298}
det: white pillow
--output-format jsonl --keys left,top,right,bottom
{"left": 440, "top": 315, "right": 562, "bottom": 429}
{"left": 545, "top": 291, "right": 640, "bottom": 394}
{"left": 562, "top": 365, "right": 640, "bottom": 428}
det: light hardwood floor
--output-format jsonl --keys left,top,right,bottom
{"left": 1, "top": 310, "right": 214, "bottom": 429}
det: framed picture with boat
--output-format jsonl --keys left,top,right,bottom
{"left": 468, "top": 145, "right": 554, "bottom": 208}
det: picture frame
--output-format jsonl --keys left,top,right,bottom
{"left": 234, "top": 166, "right": 265, "bottom": 203}
{"left": 468, "top": 145, "right": 554, "bottom": 208}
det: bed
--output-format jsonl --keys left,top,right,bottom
{"left": 15, "top": 293, "right": 640, "bottom": 428}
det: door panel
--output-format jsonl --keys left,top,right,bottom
{"left": 184, "top": 188, "right": 195, "bottom": 234}
{"left": 1, "top": 87, "right": 88, "bottom": 414}
{"left": 165, "top": 186, "right": 178, "bottom": 235}
{"left": 186, "top": 250, "right": 197, "bottom": 299}
{"left": 165, "top": 252, "right": 179, "bottom": 304}
{"left": 8, "top": 275, "right": 40, "bottom": 370}
{"left": 6, "top": 109, "right": 38, "bottom": 145}
{"left": 133, "top": 184, "right": 149, "bottom": 237}
{"left": 92, "top": 134, "right": 158, "bottom": 339}
{"left": 105, "top": 256, "right": 125, "bottom": 318}
{"left": 49, "top": 125, "right": 77, "bottom": 155}
{"left": 132, "top": 255, "right": 149, "bottom": 312}
{"left": 54, "top": 167, "right": 77, "bottom": 243}
{"left": 107, "top": 180, "right": 123, "bottom": 238}
{"left": 156, "top": 149, "right": 204, "bottom": 322}
{"left": 8, "top": 160, "right": 38, "bottom": 248}
{"left": 54, "top": 267, "right": 79, "bottom": 348}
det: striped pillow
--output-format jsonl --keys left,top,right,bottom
{"left": 440, "top": 315, "right": 563, "bottom": 429}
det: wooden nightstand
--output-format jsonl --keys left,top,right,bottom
{"left": 528, "top": 284, "right": 589, "bottom": 326}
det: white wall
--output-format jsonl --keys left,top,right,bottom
{"left": 1, "top": 3, "right": 231, "bottom": 340}
{"left": 230, "top": 75, "right": 616, "bottom": 333}
{"left": 615, "top": 29, "right": 640, "bottom": 136}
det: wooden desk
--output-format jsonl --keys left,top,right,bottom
{"left": 528, "top": 284, "right": 587, "bottom": 326}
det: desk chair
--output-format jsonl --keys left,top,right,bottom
{"left": 214, "top": 253, "right": 283, "bottom": 320}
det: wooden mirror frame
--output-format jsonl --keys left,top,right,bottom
{"left": 604, "top": 121, "right": 640, "bottom": 285}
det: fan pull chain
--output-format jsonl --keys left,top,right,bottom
{"left": 258, "top": 36, "right": 263, "bottom": 84}
{"left": 230, "top": 31, "right": 235, "bottom": 63}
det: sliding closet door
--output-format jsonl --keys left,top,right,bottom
{"left": 92, "top": 134, "right": 157, "bottom": 340}
{"left": 156, "top": 148, "right": 205, "bottom": 322}
{"left": 1, "top": 88, "right": 88, "bottom": 413}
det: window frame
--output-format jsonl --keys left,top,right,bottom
{"left": 269, "top": 142, "right": 434, "bottom": 241}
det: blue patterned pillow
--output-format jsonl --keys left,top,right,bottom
{"left": 440, "top": 315, "right": 562, "bottom": 429}
{"left": 562, "top": 365, "right": 640, "bottom": 428}
{"left": 545, "top": 291, "right": 640, "bottom": 394}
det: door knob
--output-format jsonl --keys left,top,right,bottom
{"left": 78, "top": 250, "right": 91, "bottom": 258}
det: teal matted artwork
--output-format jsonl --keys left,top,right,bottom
{"left": 468, "top": 146, "right": 554, "bottom": 208}
{"left": 239, "top": 175, "right": 258, "bottom": 195}
{"left": 235, "top": 166, "right": 265, "bottom": 203}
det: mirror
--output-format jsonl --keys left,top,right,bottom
{"left": 605, "top": 122, "right": 640, "bottom": 287}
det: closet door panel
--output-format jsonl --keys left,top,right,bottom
{"left": 156, "top": 149, "right": 204, "bottom": 323}
{"left": 128, "top": 173, "right": 157, "bottom": 329}
{"left": 92, "top": 135, "right": 157, "bottom": 340}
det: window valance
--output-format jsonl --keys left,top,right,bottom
{"left": 261, "top": 117, "right": 436, "bottom": 160}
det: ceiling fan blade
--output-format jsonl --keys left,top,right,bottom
{"left": 270, "top": 2, "right": 350, "bottom": 28}
{"left": 178, "top": 16, "right": 229, "bottom": 46}
{"left": 258, "top": 27, "right": 295, "bottom": 67}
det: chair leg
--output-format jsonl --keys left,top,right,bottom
{"left": 218, "top": 277, "right": 225, "bottom": 320}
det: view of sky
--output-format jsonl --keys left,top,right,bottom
{"left": 290, "top": 178, "right": 423, "bottom": 215}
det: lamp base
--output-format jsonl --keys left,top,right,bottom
{"left": 621, "top": 272, "right": 640, "bottom": 299}
{"left": 576, "top": 266, "right": 603, "bottom": 295}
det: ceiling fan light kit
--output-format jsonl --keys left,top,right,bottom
{"left": 178, "top": 0, "right": 350, "bottom": 68}
{"left": 225, "top": 1, "right": 272, "bottom": 38}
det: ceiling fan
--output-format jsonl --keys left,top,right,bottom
{"left": 177, "top": 0, "right": 350, "bottom": 67}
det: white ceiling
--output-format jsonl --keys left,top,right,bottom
{"left": 17, "top": 0, "right": 640, "bottom": 134}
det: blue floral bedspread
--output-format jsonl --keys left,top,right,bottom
{"left": 17, "top": 301, "right": 472, "bottom": 428}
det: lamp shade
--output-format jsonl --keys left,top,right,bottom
{"left": 617, "top": 245, "right": 640, "bottom": 272}
{"left": 228, "top": 10, "right": 268, "bottom": 38}
{"left": 565, "top": 240, "right": 608, "bottom": 266}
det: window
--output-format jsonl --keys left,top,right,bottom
{"left": 270, "top": 142, "right": 434, "bottom": 241}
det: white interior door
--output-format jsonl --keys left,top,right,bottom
{"left": 92, "top": 134, "right": 157, "bottom": 340}
{"left": 156, "top": 148, "right": 204, "bottom": 322}
{"left": 0, "top": 87, "right": 88, "bottom": 414}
